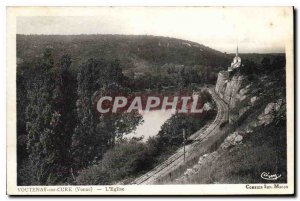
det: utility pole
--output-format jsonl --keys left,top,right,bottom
{"left": 228, "top": 91, "right": 231, "bottom": 135}
{"left": 228, "top": 73, "right": 232, "bottom": 136}
{"left": 183, "top": 129, "right": 186, "bottom": 163}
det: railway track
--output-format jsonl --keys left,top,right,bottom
{"left": 131, "top": 88, "right": 228, "bottom": 184}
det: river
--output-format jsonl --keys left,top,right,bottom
{"left": 126, "top": 110, "right": 173, "bottom": 142}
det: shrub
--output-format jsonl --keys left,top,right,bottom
{"left": 76, "top": 138, "right": 155, "bottom": 184}
{"left": 75, "top": 163, "right": 110, "bottom": 185}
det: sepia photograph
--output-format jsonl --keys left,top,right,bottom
{"left": 6, "top": 6, "right": 294, "bottom": 195}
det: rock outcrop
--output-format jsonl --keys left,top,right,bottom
{"left": 215, "top": 71, "right": 229, "bottom": 99}
{"left": 257, "top": 99, "right": 284, "bottom": 126}
{"left": 215, "top": 71, "right": 245, "bottom": 108}
{"left": 215, "top": 71, "right": 247, "bottom": 124}
{"left": 220, "top": 131, "right": 243, "bottom": 150}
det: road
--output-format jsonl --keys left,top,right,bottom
{"left": 131, "top": 87, "right": 228, "bottom": 184}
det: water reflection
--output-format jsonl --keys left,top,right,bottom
{"left": 126, "top": 110, "right": 173, "bottom": 142}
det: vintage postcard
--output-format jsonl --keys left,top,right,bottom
{"left": 7, "top": 6, "right": 294, "bottom": 195}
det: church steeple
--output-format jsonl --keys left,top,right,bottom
{"left": 228, "top": 43, "right": 242, "bottom": 71}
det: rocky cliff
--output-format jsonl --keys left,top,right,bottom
{"left": 174, "top": 67, "right": 287, "bottom": 184}
{"left": 215, "top": 70, "right": 247, "bottom": 123}
{"left": 215, "top": 71, "right": 246, "bottom": 105}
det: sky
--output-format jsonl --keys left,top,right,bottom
{"left": 17, "top": 7, "right": 292, "bottom": 53}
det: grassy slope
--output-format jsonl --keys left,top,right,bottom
{"left": 180, "top": 120, "right": 286, "bottom": 184}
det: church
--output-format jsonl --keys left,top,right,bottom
{"left": 228, "top": 45, "right": 242, "bottom": 72}
{"left": 215, "top": 45, "right": 243, "bottom": 100}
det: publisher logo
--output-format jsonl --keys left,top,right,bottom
{"left": 261, "top": 172, "right": 282, "bottom": 181}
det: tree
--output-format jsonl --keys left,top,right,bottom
{"left": 71, "top": 59, "right": 103, "bottom": 170}
{"left": 261, "top": 57, "right": 272, "bottom": 73}
{"left": 52, "top": 54, "right": 77, "bottom": 180}
{"left": 17, "top": 64, "right": 32, "bottom": 185}
{"left": 25, "top": 49, "right": 76, "bottom": 184}
{"left": 71, "top": 59, "right": 142, "bottom": 171}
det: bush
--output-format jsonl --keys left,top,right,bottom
{"left": 76, "top": 138, "right": 155, "bottom": 184}
{"left": 219, "top": 120, "right": 228, "bottom": 129}
{"left": 75, "top": 163, "right": 110, "bottom": 185}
